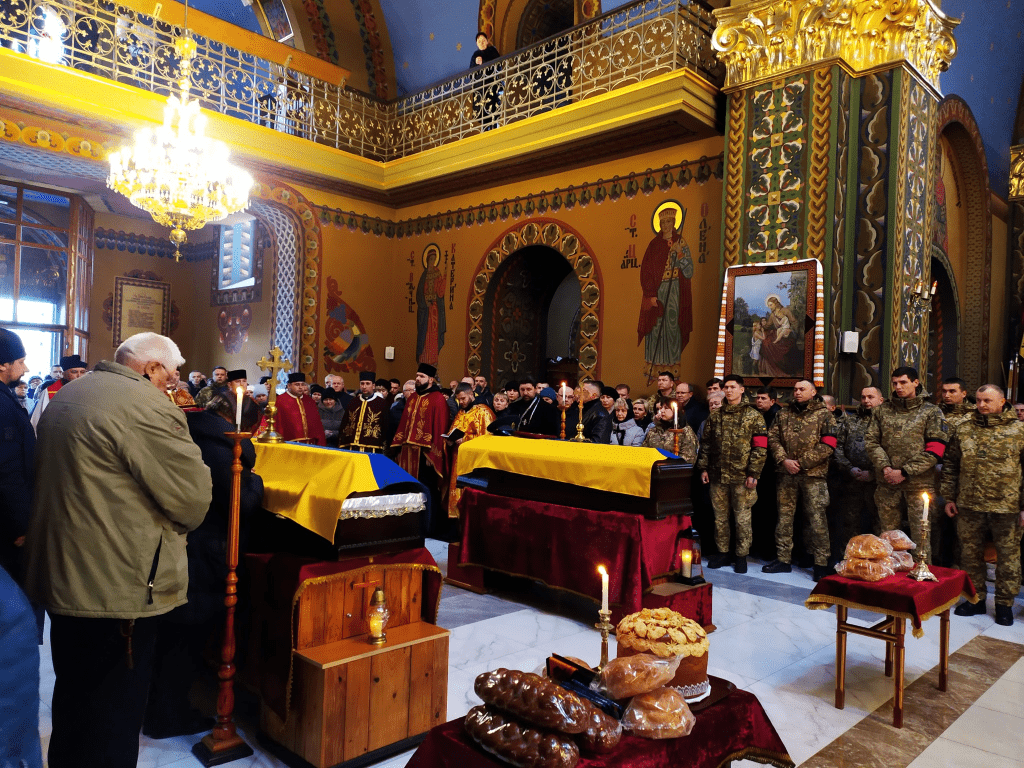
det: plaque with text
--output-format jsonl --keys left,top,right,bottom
{"left": 113, "top": 276, "right": 171, "bottom": 346}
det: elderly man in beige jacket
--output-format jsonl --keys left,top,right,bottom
{"left": 25, "top": 332, "right": 212, "bottom": 768}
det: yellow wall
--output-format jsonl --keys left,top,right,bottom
{"left": 273, "top": 134, "right": 726, "bottom": 395}
{"left": 90, "top": 213, "right": 209, "bottom": 370}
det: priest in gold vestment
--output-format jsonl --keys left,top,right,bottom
{"left": 446, "top": 382, "right": 495, "bottom": 518}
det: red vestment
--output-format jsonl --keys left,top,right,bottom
{"left": 392, "top": 389, "right": 450, "bottom": 477}
{"left": 275, "top": 392, "right": 326, "bottom": 445}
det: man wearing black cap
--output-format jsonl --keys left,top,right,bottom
{"left": 339, "top": 371, "right": 390, "bottom": 453}
{"left": 392, "top": 363, "right": 451, "bottom": 537}
{"left": 274, "top": 372, "right": 326, "bottom": 445}
{"left": 29, "top": 353, "right": 87, "bottom": 430}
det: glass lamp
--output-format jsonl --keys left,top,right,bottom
{"left": 367, "top": 586, "right": 390, "bottom": 645}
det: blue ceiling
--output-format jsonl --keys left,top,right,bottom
{"left": 939, "top": 0, "right": 1024, "bottom": 198}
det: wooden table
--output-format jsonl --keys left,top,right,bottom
{"left": 805, "top": 566, "right": 976, "bottom": 728}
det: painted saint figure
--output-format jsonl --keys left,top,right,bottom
{"left": 758, "top": 295, "right": 798, "bottom": 377}
{"left": 637, "top": 203, "right": 693, "bottom": 369}
{"left": 416, "top": 245, "right": 446, "bottom": 365}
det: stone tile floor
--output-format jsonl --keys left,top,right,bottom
{"left": 34, "top": 540, "right": 1024, "bottom": 767}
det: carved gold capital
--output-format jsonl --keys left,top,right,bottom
{"left": 712, "top": 0, "right": 958, "bottom": 92}
{"left": 1010, "top": 145, "right": 1024, "bottom": 201}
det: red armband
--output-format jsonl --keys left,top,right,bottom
{"left": 820, "top": 435, "right": 837, "bottom": 449}
{"left": 751, "top": 435, "right": 768, "bottom": 449}
{"left": 925, "top": 440, "right": 946, "bottom": 459}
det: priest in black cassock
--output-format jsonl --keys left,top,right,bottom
{"left": 339, "top": 371, "right": 389, "bottom": 453}
{"left": 513, "top": 377, "right": 560, "bottom": 436}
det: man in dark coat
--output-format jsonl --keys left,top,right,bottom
{"left": 565, "top": 380, "right": 613, "bottom": 443}
{"left": 0, "top": 328, "right": 34, "bottom": 583}
{"left": 144, "top": 391, "right": 264, "bottom": 738}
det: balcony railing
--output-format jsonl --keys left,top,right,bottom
{"left": 0, "top": 0, "right": 723, "bottom": 162}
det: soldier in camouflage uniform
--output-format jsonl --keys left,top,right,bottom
{"left": 832, "top": 387, "right": 885, "bottom": 548}
{"left": 939, "top": 377, "right": 976, "bottom": 432}
{"left": 696, "top": 374, "right": 767, "bottom": 574}
{"left": 940, "top": 384, "right": 1024, "bottom": 627}
{"left": 764, "top": 380, "right": 837, "bottom": 580}
{"left": 935, "top": 377, "right": 975, "bottom": 566}
{"left": 864, "top": 367, "right": 948, "bottom": 560}
{"left": 641, "top": 397, "right": 697, "bottom": 463}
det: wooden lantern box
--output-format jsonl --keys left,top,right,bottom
{"left": 260, "top": 561, "right": 448, "bottom": 768}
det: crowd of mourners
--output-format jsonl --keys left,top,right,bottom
{"left": 1, "top": 324, "right": 1023, "bottom": 768}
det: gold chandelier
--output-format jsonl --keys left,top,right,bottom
{"left": 107, "top": 30, "right": 253, "bottom": 262}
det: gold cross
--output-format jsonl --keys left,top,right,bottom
{"left": 257, "top": 347, "right": 292, "bottom": 405}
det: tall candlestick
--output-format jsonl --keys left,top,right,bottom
{"left": 672, "top": 401, "right": 678, "bottom": 428}
{"left": 680, "top": 549, "right": 692, "bottom": 579}
{"left": 235, "top": 386, "right": 244, "bottom": 430}
{"left": 922, "top": 492, "right": 929, "bottom": 523}
{"left": 598, "top": 565, "right": 609, "bottom": 613}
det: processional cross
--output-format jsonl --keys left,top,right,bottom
{"left": 256, "top": 346, "right": 292, "bottom": 443}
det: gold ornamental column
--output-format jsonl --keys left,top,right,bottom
{"left": 713, "top": 0, "right": 958, "bottom": 400}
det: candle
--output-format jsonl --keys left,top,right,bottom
{"left": 672, "top": 401, "right": 678, "bottom": 428}
{"left": 597, "top": 565, "right": 609, "bottom": 613}
{"left": 235, "top": 385, "right": 244, "bottom": 430}
{"left": 561, "top": 381, "right": 568, "bottom": 404}
{"left": 368, "top": 613, "right": 383, "bottom": 638}
{"left": 930, "top": 280, "right": 937, "bottom": 295}
{"left": 681, "top": 549, "right": 692, "bottom": 579}
{"left": 922, "top": 492, "right": 929, "bottom": 523}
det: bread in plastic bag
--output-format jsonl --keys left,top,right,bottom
{"left": 844, "top": 534, "right": 894, "bottom": 561}
{"left": 880, "top": 529, "right": 917, "bottom": 551}
{"left": 465, "top": 705, "right": 580, "bottom": 768}
{"left": 475, "top": 668, "right": 590, "bottom": 734}
{"left": 889, "top": 550, "right": 914, "bottom": 572}
{"left": 835, "top": 557, "right": 896, "bottom": 582}
{"left": 598, "top": 653, "right": 682, "bottom": 699}
{"left": 620, "top": 687, "right": 695, "bottom": 739}
{"left": 574, "top": 702, "right": 622, "bottom": 754}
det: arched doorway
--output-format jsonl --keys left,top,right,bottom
{"left": 466, "top": 218, "right": 603, "bottom": 383}
{"left": 926, "top": 255, "right": 960, "bottom": 395}
{"left": 479, "top": 245, "right": 577, "bottom": 385}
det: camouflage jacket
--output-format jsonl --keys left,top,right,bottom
{"left": 642, "top": 422, "right": 697, "bottom": 463}
{"left": 695, "top": 402, "right": 767, "bottom": 483}
{"left": 865, "top": 394, "right": 948, "bottom": 479}
{"left": 941, "top": 401, "right": 976, "bottom": 433}
{"left": 940, "top": 408, "right": 1024, "bottom": 515}
{"left": 768, "top": 397, "right": 836, "bottom": 477}
{"left": 833, "top": 405, "right": 877, "bottom": 478}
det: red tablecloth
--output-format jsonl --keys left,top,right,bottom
{"left": 805, "top": 565, "right": 977, "bottom": 638}
{"left": 457, "top": 489, "right": 688, "bottom": 614}
{"left": 407, "top": 689, "right": 793, "bottom": 768}
{"left": 246, "top": 549, "right": 442, "bottom": 720}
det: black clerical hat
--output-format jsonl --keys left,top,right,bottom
{"left": 227, "top": 369, "right": 247, "bottom": 381}
{"left": 60, "top": 354, "right": 86, "bottom": 371}
{"left": 287, "top": 372, "right": 306, "bottom": 383}
{"left": 259, "top": 376, "right": 271, "bottom": 384}
{"left": 0, "top": 329, "right": 25, "bottom": 365}
{"left": 359, "top": 370, "right": 376, "bottom": 382}
{"left": 417, "top": 363, "right": 437, "bottom": 378}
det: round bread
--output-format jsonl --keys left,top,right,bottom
{"left": 615, "top": 608, "right": 709, "bottom": 700}
{"left": 615, "top": 608, "right": 708, "bottom": 659}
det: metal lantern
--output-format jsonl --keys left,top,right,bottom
{"left": 678, "top": 526, "right": 705, "bottom": 586}
{"left": 367, "top": 585, "right": 390, "bottom": 645}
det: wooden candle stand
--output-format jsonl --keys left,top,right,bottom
{"left": 193, "top": 431, "right": 255, "bottom": 766}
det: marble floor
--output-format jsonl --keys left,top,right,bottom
{"left": 35, "top": 540, "right": 1024, "bottom": 768}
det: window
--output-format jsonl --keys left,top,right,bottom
{"left": 218, "top": 219, "right": 256, "bottom": 290}
{"left": 0, "top": 182, "right": 92, "bottom": 373}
